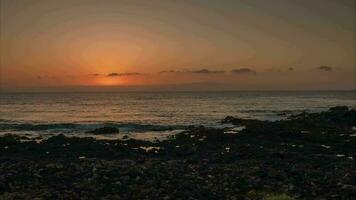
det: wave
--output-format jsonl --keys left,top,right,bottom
{"left": 0, "top": 122, "right": 188, "bottom": 133}
{"left": 238, "top": 109, "right": 307, "bottom": 114}
{"left": 0, "top": 123, "right": 77, "bottom": 131}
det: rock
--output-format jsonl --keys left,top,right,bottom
{"left": 117, "top": 159, "right": 136, "bottom": 167}
{"left": 120, "top": 175, "right": 130, "bottom": 183}
{"left": 1, "top": 106, "right": 355, "bottom": 199}
{"left": 329, "top": 106, "right": 348, "bottom": 112}
{"left": 86, "top": 127, "right": 119, "bottom": 135}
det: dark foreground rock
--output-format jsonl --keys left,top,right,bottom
{"left": 0, "top": 107, "right": 355, "bottom": 200}
{"left": 86, "top": 126, "right": 120, "bottom": 135}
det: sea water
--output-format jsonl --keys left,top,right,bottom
{"left": 0, "top": 91, "right": 355, "bottom": 140}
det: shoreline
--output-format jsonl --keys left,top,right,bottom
{"left": 1, "top": 106, "right": 355, "bottom": 199}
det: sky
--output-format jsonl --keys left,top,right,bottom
{"left": 0, "top": 0, "right": 355, "bottom": 91}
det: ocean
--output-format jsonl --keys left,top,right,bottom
{"left": 0, "top": 91, "right": 355, "bottom": 140}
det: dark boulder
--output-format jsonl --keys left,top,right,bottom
{"left": 329, "top": 106, "right": 348, "bottom": 113}
{"left": 86, "top": 127, "right": 119, "bottom": 135}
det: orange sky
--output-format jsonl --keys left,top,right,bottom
{"left": 0, "top": 0, "right": 355, "bottom": 91}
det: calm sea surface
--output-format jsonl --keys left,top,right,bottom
{"left": 0, "top": 91, "right": 355, "bottom": 139}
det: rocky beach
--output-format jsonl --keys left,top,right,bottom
{"left": 0, "top": 106, "right": 355, "bottom": 200}
{"left": 1, "top": 0, "right": 355, "bottom": 198}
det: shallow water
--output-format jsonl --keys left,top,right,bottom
{"left": 0, "top": 91, "right": 355, "bottom": 139}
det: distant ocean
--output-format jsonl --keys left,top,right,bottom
{"left": 0, "top": 91, "right": 355, "bottom": 140}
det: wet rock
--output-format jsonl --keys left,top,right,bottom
{"left": 329, "top": 106, "right": 348, "bottom": 112}
{"left": 0, "top": 134, "right": 21, "bottom": 145}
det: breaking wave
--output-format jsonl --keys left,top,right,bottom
{"left": 0, "top": 122, "right": 188, "bottom": 134}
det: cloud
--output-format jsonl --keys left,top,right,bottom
{"left": 191, "top": 69, "right": 225, "bottom": 74}
{"left": 107, "top": 73, "right": 119, "bottom": 77}
{"left": 158, "top": 69, "right": 224, "bottom": 74}
{"left": 288, "top": 67, "right": 294, "bottom": 71}
{"left": 158, "top": 70, "right": 176, "bottom": 74}
{"left": 231, "top": 68, "right": 256, "bottom": 75}
{"left": 107, "top": 72, "right": 142, "bottom": 77}
{"left": 317, "top": 66, "right": 333, "bottom": 72}
{"left": 36, "top": 75, "right": 57, "bottom": 79}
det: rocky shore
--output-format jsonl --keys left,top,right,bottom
{"left": 1, "top": 106, "right": 355, "bottom": 200}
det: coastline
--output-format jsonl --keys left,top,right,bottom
{"left": 1, "top": 106, "right": 355, "bottom": 199}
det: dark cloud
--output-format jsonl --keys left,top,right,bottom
{"left": 231, "top": 68, "right": 256, "bottom": 75}
{"left": 288, "top": 67, "right": 294, "bottom": 71}
{"left": 107, "top": 73, "right": 119, "bottom": 77}
{"left": 90, "top": 73, "right": 101, "bottom": 76}
{"left": 317, "top": 66, "right": 333, "bottom": 72}
{"left": 36, "top": 75, "right": 57, "bottom": 79}
{"left": 107, "top": 72, "right": 142, "bottom": 77}
{"left": 191, "top": 69, "right": 225, "bottom": 74}
{"left": 158, "top": 70, "right": 176, "bottom": 74}
{"left": 158, "top": 69, "right": 224, "bottom": 74}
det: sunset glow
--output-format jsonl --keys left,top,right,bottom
{"left": 0, "top": 0, "right": 355, "bottom": 91}
{"left": 95, "top": 76, "right": 130, "bottom": 86}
